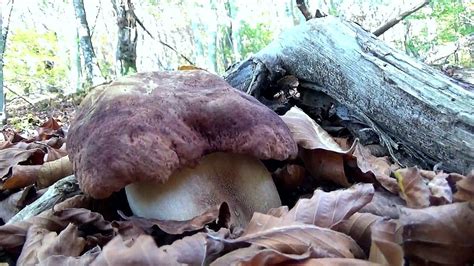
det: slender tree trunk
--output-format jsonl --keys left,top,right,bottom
{"left": 225, "top": 0, "right": 241, "bottom": 62}
{"left": 73, "top": 0, "right": 104, "bottom": 87}
{"left": 111, "top": 0, "right": 138, "bottom": 76}
{"left": 206, "top": 0, "right": 218, "bottom": 72}
{"left": 0, "top": 1, "right": 14, "bottom": 125}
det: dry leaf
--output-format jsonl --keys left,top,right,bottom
{"left": 90, "top": 234, "right": 176, "bottom": 265}
{"left": 359, "top": 189, "right": 405, "bottom": 219}
{"left": 287, "top": 258, "right": 379, "bottom": 265}
{"left": 38, "top": 246, "right": 100, "bottom": 266}
{"left": 368, "top": 220, "right": 403, "bottom": 266}
{"left": 44, "top": 145, "right": 68, "bottom": 162}
{"left": 267, "top": 206, "right": 289, "bottom": 218}
{"left": 273, "top": 164, "right": 306, "bottom": 189}
{"left": 400, "top": 202, "right": 474, "bottom": 265}
{"left": 284, "top": 183, "right": 374, "bottom": 228}
{"left": 281, "top": 107, "right": 344, "bottom": 151}
{"left": 0, "top": 148, "right": 43, "bottom": 179}
{"left": 2, "top": 165, "right": 42, "bottom": 190}
{"left": 117, "top": 203, "right": 229, "bottom": 235}
{"left": 17, "top": 223, "right": 87, "bottom": 265}
{"left": 349, "top": 144, "right": 399, "bottom": 193}
{"left": 394, "top": 167, "right": 430, "bottom": 208}
{"left": 452, "top": 172, "right": 474, "bottom": 202}
{"left": 281, "top": 107, "right": 353, "bottom": 187}
{"left": 0, "top": 195, "right": 91, "bottom": 253}
{"left": 301, "top": 149, "right": 351, "bottom": 187}
{"left": 2, "top": 156, "right": 73, "bottom": 190}
{"left": 227, "top": 213, "right": 365, "bottom": 259}
{"left": 427, "top": 173, "right": 452, "bottom": 205}
{"left": 333, "top": 212, "right": 384, "bottom": 254}
{"left": 211, "top": 246, "right": 312, "bottom": 265}
{"left": 160, "top": 229, "right": 228, "bottom": 265}
{"left": 92, "top": 229, "right": 227, "bottom": 266}
{"left": 52, "top": 208, "right": 114, "bottom": 234}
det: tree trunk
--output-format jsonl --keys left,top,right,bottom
{"left": 73, "top": 0, "right": 104, "bottom": 87}
{"left": 111, "top": 0, "right": 138, "bottom": 76}
{"left": 225, "top": 16, "right": 473, "bottom": 174}
{"left": 0, "top": 1, "right": 14, "bottom": 125}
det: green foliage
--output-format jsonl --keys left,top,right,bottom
{"left": 406, "top": 0, "right": 473, "bottom": 65}
{"left": 239, "top": 21, "right": 273, "bottom": 58}
{"left": 4, "top": 30, "right": 67, "bottom": 95}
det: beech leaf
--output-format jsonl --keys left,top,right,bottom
{"left": 0, "top": 148, "right": 43, "bottom": 179}
{"left": 333, "top": 212, "right": 384, "bottom": 254}
{"left": 452, "top": 172, "right": 474, "bottom": 202}
{"left": 400, "top": 202, "right": 474, "bottom": 265}
{"left": 359, "top": 189, "right": 405, "bottom": 219}
{"left": 394, "top": 167, "right": 430, "bottom": 208}
{"left": 210, "top": 246, "right": 312, "bottom": 265}
{"left": 225, "top": 213, "right": 365, "bottom": 259}
{"left": 117, "top": 202, "right": 229, "bottom": 235}
{"left": 283, "top": 183, "right": 374, "bottom": 228}
{"left": 368, "top": 220, "right": 403, "bottom": 266}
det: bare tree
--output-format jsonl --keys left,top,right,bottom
{"left": 73, "top": 0, "right": 104, "bottom": 87}
{"left": 0, "top": 0, "right": 15, "bottom": 125}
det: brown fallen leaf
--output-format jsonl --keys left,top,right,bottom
{"left": 210, "top": 246, "right": 313, "bottom": 265}
{"left": 400, "top": 202, "right": 474, "bottom": 265}
{"left": 267, "top": 206, "right": 289, "bottom": 218}
{"left": 349, "top": 143, "right": 399, "bottom": 194}
{"left": 2, "top": 156, "right": 73, "bottom": 190}
{"left": 37, "top": 117, "right": 63, "bottom": 141}
{"left": 2, "top": 165, "right": 42, "bottom": 190}
{"left": 333, "top": 212, "right": 384, "bottom": 254}
{"left": 287, "top": 258, "right": 380, "bottom": 265}
{"left": 394, "top": 167, "right": 430, "bottom": 208}
{"left": 226, "top": 213, "right": 365, "bottom": 259}
{"left": 44, "top": 145, "right": 68, "bottom": 162}
{"left": 52, "top": 208, "right": 114, "bottom": 235}
{"left": 17, "top": 223, "right": 87, "bottom": 265}
{"left": 281, "top": 107, "right": 344, "bottom": 151}
{"left": 0, "top": 195, "right": 91, "bottom": 253}
{"left": 0, "top": 148, "right": 43, "bottom": 179}
{"left": 273, "top": 164, "right": 307, "bottom": 189}
{"left": 38, "top": 246, "right": 100, "bottom": 266}
{"left": 301, "top": 149, "right": 351, "bottom": 187}
{"left": 452, "top": 172, "right": 474, "bottom": 202}
{"left": 117, "top": 202, "right": 230, "bottom": 235}
{"left": 283, "top": 183, "right": 374, "bottom": 228}
{"left": 427, "top": 173, "right": 452, "bottom": 205}
{"left": 359, "top": 189, "right": 405, "bottom": 219}
{"left": 91, "top": 229, "right": 228, "bottom": 266}
{"left": 281, "top": 107, "right": 353, "bottom": 187}
{"left": 368, "top": 220, "right": 403, "bottom": 266}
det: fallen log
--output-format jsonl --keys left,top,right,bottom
{"left": 225, "top": 16, "right": 473, "bottom": 174}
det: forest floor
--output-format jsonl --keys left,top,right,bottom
{"left": 2, "top": 92, "right": 85, "bottom": 139}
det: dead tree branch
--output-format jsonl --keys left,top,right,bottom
{"left": 373, "top": 0, "right": 430, "bottom": 36}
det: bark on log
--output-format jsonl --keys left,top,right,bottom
{"left": 225, "top": 16, "right": 473, "bottom": 174}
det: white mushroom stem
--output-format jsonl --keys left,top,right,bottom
{"left": 125, "top": 152, "right": 281, "bottom": 227}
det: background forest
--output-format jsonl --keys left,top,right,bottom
{"left": 0, "top": 0, "right": 473, "bottom": 128}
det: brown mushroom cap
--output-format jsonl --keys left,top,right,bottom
{"left": 67, "top": 70, "right": 297, "bottom": 199}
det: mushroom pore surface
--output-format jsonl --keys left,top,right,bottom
{"left": 125, "top": 152, "right": 281, "bottom": 227}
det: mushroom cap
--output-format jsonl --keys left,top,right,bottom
{"left": 67, "top": 70, "right": 298, "bottom": 199}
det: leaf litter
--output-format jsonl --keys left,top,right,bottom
{"left": 0, "top": 106, "right": 472, "bottom": 265}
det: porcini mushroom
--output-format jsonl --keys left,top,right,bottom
{"left": 67, "top": 70, "right": 297, "bottom": 227}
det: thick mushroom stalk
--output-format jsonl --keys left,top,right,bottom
{"left": 125, "top": 152, "right": 281, "bottom": 227}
